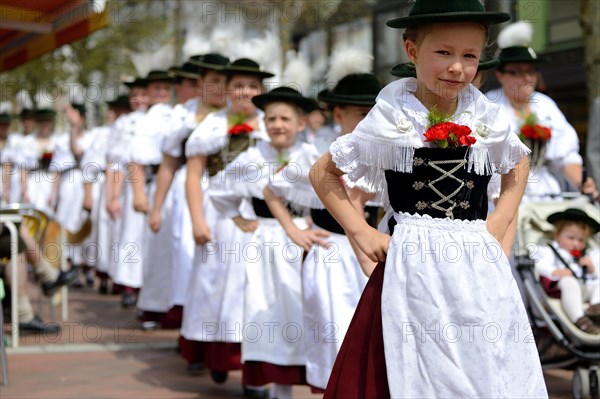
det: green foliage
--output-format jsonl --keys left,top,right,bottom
{"left": 426, "top": 105, "right": 451, "bottom": 128}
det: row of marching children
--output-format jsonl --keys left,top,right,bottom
{"left": 66, "top": 50, "right": 383, "bottom": 399}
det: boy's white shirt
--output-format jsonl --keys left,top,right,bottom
{"left": 533, "top": 240, "right": 600, "bottom": 282}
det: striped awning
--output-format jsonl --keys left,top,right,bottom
{"left": 0, "top": 0, "right": 108, "bottom": 72}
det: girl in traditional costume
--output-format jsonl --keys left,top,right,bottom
{"left": 310, "top": 1, "right": 548, "bottom": 397}
{"left": 182, "top": 58, "right": 271, "bottom": 386}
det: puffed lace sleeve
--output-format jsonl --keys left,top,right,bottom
{"left": 269, "top": 143, "right": 324, "bottom": 209}
{"left": 209, "top": 148, "right": 256, "bottom": 219}
{"left": 129, "top": 103, "right": 172, "bottom": 165}
{"left": 185, "top": 109, "right": 228, "bottom": 157}
{"left": 107, "top": 113, "right": 136, "bottom": 172}
{"left": 163, "top": 100, "right": 197, "bottom": 158}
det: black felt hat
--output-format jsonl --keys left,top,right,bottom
{"left": 33, "top": 109, "right": 56, "bottom": 120}
{"left": 124, "top": 77, "right": 148, "bottom": 88}
{"left": 547, "top": 208, "right": 600, "bottom": 234}
{"left": 19, "top": 108, "right": 34, "bottom": 119}
{"left": 252, "top": 87, "right": 319, "bottom": 113}
{"left": 498, "top": 46, "right": 550, "bottom": 65}
{"left": 389, "top": 63, "right": 417, "bottom": 78}
{"left": 390, "top": 58, "right": 500, "bottom": 78}
{"left": 318, "top": 73, "right": 382, "bottom": 107}
{"left": 386, "top": 0, "right": 510, "bottom": 29}
{"left": 107, "top": 95, "right": 131, "bottom": 110}
{"left": 168, "top": 62, "right": 202, "bottom": 80}
{"left": 189, "top": 53, "right": 230, "bottom": 72}
{"left": 0, "top": 113, "right": 11, "bottom": 124}
{"left": 225, "top": 58, "right": 275, "bottom": 79}
{"left": 145, "top": 70, "right": 173, "bottom": 83}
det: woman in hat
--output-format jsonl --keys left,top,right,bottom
{"left": 486, "top": 21, "right": 597, "bottom": 202}
{"left": 104, "top": 78, "right": 148, "bottom": 296}
{"left": 148, "top": 55, "right": 229, "bottom": 336}
{"left": 78, "top": 96, "right": 131, "bottom": 291}
{"left": 265, "top": 62, "right": 384, "bottom": 392}
{"left": 123, "top": 70, "right": 173, "bottom": 314}
{"left": 16, "top": 107, "right": 59, "bottom": 214}
{"left": 182, "top": 58, "right": 272, "bottom": 385}
{"left": 149, "top": 55, "right": 229, "bottom": 370}
{"left": 532, "top": 207, "right": 600, "bottom": 334}
{"left": 209, "top": 86, "right": 320, "bottom": 398}
{"left": 310, "top": 1, "right": 547, "bottom": 397}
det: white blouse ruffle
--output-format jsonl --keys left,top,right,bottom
{"left": 129, "top": 103, "right": 173, "bottom": 165}
{"left": 485, "top": 89, "right": 582, "bottom": 170}
{"left": 162, "top": 98, "right": 199, "bottom": 158}
{"left": 330, "top": 78, "right": 529, "bottom": 205}
{"left": 185, "top": 108, "right": 268, "bottom": 158}
{"left": 210, "top": 141, "right": 318, "bottom": 218}
{"left": 268, "top": 143, "right": 325, "bottom": 210}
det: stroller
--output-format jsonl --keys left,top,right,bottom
{"left": 514, "top": 195, "right": 600, "bottom": 399}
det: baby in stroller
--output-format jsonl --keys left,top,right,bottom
{"left": 532, "top": 208, "right": 600, "bottom": 335}
{"left": 515, "top": 198, "right": 600, "bottom": 397}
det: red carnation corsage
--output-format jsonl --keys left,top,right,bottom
{"left": 424, "top": 121, "right": 476, "bottom": 149}
{"left": 228, "top": 123, "right": 254, "bottom": 136}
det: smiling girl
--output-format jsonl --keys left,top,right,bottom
{"left": 310, "top": 1, "right": 547, "bottom": 397}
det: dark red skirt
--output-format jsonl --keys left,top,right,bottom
{"left": 140, "top": 310, "right": 165, "bottom": 323}
{"left": 162, "top": 305, "right": 183, "bottom": 329}
{"left": 204, "top": 342, "right": 242, "bottom": 372}
{"left": 179, "top": 337, "right": 204, "bottom": 364}
{"left": 243, "top": 361, "right": 306, "bottom": 386}
{"left": 324, "top": 262, "right": 390, "bottom": 399}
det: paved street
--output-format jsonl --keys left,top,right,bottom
{"left": 1, "top": 283, "right": 574, "bottom": 398}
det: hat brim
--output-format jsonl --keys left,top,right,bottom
{"left": 499, "top": 56, "right": 550, "bottom": 65}
{"left": 389, "top": 64, "right": 416, "bottom": 78}
{"left": 252, "top": 93, "right": 318, "bottom": 113}
{"left": 226, "top": 67, "right": 275, "bottom": 79}
{"left": 168, "top": 69, "right": 199, "bottom": 80}
{"left": 317, "top": 89, "right": 377, "bottom": 107}
{"left": 124, "top": 80, "right": 148, "bottom": 88}
{"left": 547, "top": 211, "right": 600, "bottom": 234}
{"left": 478, "top": 59, "right": 500, "bottom": 71}
{"left": 188, "top": 60, "right": 229, "bottom": 71}
{"left": 386, "top": 12, "right": 510, "bottom": 29}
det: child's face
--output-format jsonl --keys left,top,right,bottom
{"left": 555, "top": 224, "right": 589, "bottom": 252}
{"left": 176, "top": 79, "right": 198, "bottom": 103}
{"left": 405, "top": 22, "right": 484, "bottom": 101}
{"left": 147, "top": 81, "right": 172, "bottom": 105}
{"left": 264, "top": 102, "right": 305, "bottom": 151}
{"left": 227, "top": 74, "right": 263, "bottom": 116}
{"left": 129, "top": 87, "right": 148, "bottom": 110}
{"left": 199, "top": 71, "right": 227, "bottom": 109}
{"left": 333, "top": 105, "right": 372, "bottom": 134}
{"left": 495, "top": 62, "right": 538, "bottom": 103}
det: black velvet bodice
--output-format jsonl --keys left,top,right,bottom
{"left": 385, "top": 147, "right": 490, "bottom": 221}
{"left": 251, "top": 197, "right": 302, "bottom": 219}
